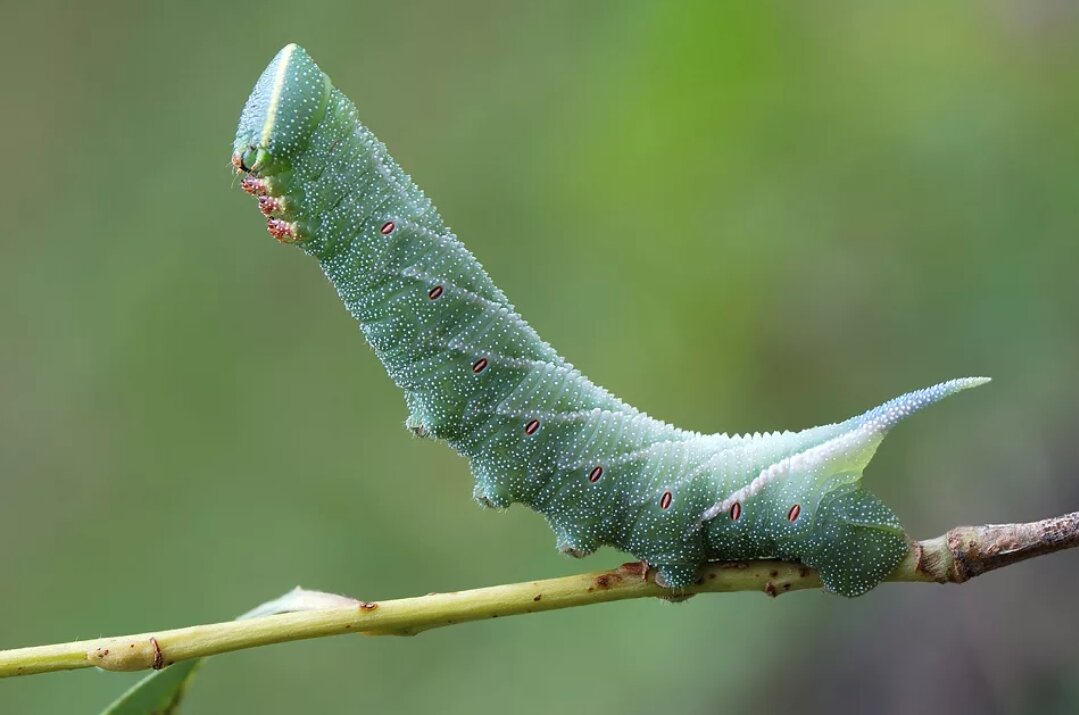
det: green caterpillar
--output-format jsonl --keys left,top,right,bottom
{"left": 232, "top": 44, "right": 987, "bottom": 597}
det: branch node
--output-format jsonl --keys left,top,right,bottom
{"left": 88, "top": 637, "right": 162, "bottom": 673}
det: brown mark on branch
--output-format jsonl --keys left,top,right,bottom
{"left": 150, "top": 638, "right": 164, "bottom": 670}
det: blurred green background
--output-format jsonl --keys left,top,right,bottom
{"left": 2, "top": 2, "right": 1078, "bottom": 713}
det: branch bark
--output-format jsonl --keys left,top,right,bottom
{"left": 2, "top": 511, "right": 1076, "bottom": 679}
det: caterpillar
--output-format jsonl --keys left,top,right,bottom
{"left": 231, "top": 44, "right": 988, "bottom": 597}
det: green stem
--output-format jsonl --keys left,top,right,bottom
{"left": 2, "top": 511, "right": 1076, "bottom": 679}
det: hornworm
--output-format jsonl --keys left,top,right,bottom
{"left": 232, "top": 44, "right": 987, "bottom": 596}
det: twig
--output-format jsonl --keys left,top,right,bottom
{"left": 1, "top": 511, "right": 1076, "bottom": 679}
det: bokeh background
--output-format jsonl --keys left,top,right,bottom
{"left": 2, "top": 2, "right": 1078, "bottom": 713}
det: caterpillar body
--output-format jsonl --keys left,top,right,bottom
{"left": 232, "top": 44, "right": 987, "bottom": 597}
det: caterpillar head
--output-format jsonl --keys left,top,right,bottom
{"left": 232, "top": 43, "right": 331, "bottom": 177}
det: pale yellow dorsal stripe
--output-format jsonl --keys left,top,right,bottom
{"left": 260, "top": 43, "right": 296, "bottom": 146}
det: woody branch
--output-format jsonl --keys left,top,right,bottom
{"left": 1, "top": 510, "right": 1076, "bottom": 678}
